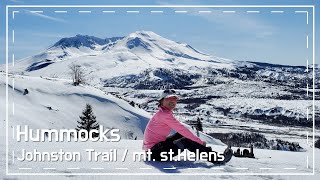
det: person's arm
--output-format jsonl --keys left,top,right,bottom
{"left": 163, "top": 113, "right": 205, "bottom": 145}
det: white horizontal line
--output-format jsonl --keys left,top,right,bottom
{"left": 30, "top": 11, "right": 43, "bottom": 13}
{"left": 67, "top": 168, "right": 80, "bottom": 170}
{"left": 175, "top": 10, "right": 187, "bottom": 13}
{"left": 102, "top": 11, "right": 115, "bottom": 13}
{"left": 284, "top": 168, "right": 296, "bottom": 170}
{"left": 198, "top": 10, "right": 211, "bottom": 13}
{"left": 246, "top": 10, "right": 260, "bottom": 13}
{"left": 54, "top": 11, "right": 67, "bottom": 13}
{"left": 91, "top": 168, "right": 104, "bottom": 170}
{"left": 78, "top": 11, "right": 91, "bottom": 13}
{"left": 19, "top": 168, "right": 32, "bottom": 170}
{"left": 115, "top": 167, "right": 128, "bottom": 170}
{"left": 236, "top": 168, "right": 248, "bottom": 170}
{"left": 271, "top": 10, "right": 284, "bottom": 13}
{"left": 43, "top": 168, "right": 56, "bottom": 170}
{"left": 295, "top": 11, "right": 308, "bottom": 13}
{"left": 163, "top": 167, "right": 176, "bottom": 169}
{"left": 139, "top": 167, "right": 152, "bottom": 170}
{"left": 127, "top": 11, "right": 139, "bottom": 13}
{"left": 260, "top": 168, "right": 272, "bottom": 170}
{"left": 150, "top": 10, "right": 163, "bottom": 13}
{"left": 211, "top": 167, "right": 224, "bottom": 170}
{"left": 7, "top": 5, "right": 315, "bottom": 7}
{"left": 223, "top": 10, "right": 236, "bottom": 13}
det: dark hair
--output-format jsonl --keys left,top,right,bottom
{"left": 163, "top": 89, "right": 176, "bottom": 94}
{"left": 158, "top": 98, "right": 164, "bottom": 107}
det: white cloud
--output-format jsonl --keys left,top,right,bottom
{"left": 25, "top": 10, "right": 67, "bottom": 23}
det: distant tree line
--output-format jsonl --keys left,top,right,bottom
{"left": 208, "top": 132, "right": 303, "bottom": 152}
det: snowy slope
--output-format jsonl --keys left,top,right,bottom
{"left": 2, "top": 99, "right": 319, "bottom": 180}
{"left": 0, "top": 75, "right": 319, "bottom": 179}
{"left": 0, "top": 73, "right": 151, "bottom": 140}
{"left": 0, "top": 72, "right": 224, "bottom": 142}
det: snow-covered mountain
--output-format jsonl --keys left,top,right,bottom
{"left": 1, "top": 30, "right": 318, "bottom": 128}
{"left": 2, "top": 31, "right": 317, "bottom": 90}
{"left": 2, "top": 31, "right": 241, "bottom": 84}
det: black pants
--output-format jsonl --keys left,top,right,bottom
{"left": 150, "top": 133, "right": 214, "bottom": 161}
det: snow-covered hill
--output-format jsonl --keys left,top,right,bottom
{"left": 0, "top": 73, "right": 151, "bottom": 140}
{"left": 1, "top": 72, "right": 223, "bottom": 141}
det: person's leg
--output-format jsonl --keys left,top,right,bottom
{"left": 173, "top": 137, "right": 214, "bottom": 154}
{"left": 150, "top": 140, "right": 180, "bottom": 161}
{"left": 172, "top": 137, "right": 231, "bottom": 163}
{"left": 165, "top": 133, "right": 183, "bottom": 142}
{"left": 149, "top": 133, "right": 186, "bottom": 161}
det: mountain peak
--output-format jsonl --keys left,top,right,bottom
{"left": 123, "top": 31, "right": 162, "bottom": 50}
{"left": 126, "top": 37, "right": 151, "bottom": 50}
{"left": 51, "top": 34, "right": 107, "bottom": 50}
{"left": 43, "top": 31, "right": 212, "bottom": 64}
{"left": 129, "top": 30, "right": 158, "bottom": 36}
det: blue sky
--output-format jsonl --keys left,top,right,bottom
{"left": 0, "top": 0, "right": 319, "bottom": 66}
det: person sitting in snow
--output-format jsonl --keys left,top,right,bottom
{"left": 142, "top": 89, "right": 233, "bottom": 164}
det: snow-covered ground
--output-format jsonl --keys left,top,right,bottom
{"left": 2, "top": 140, "right": 317, "bottom": 174}
{"left": 0, "top": 31, "right": 319, "bottom": 179}
{"left": 1, "top": 134, "right": 319, "bottom": 179}
{"left": 0, "top": 73, "right": 150, "bottom": 140}
{"left": 0, "top": 73, "right": 319, "bottom": 180}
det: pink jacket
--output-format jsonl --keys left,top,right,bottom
{"left": 143, "top": 106, "right": 204, "bottom": 150}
